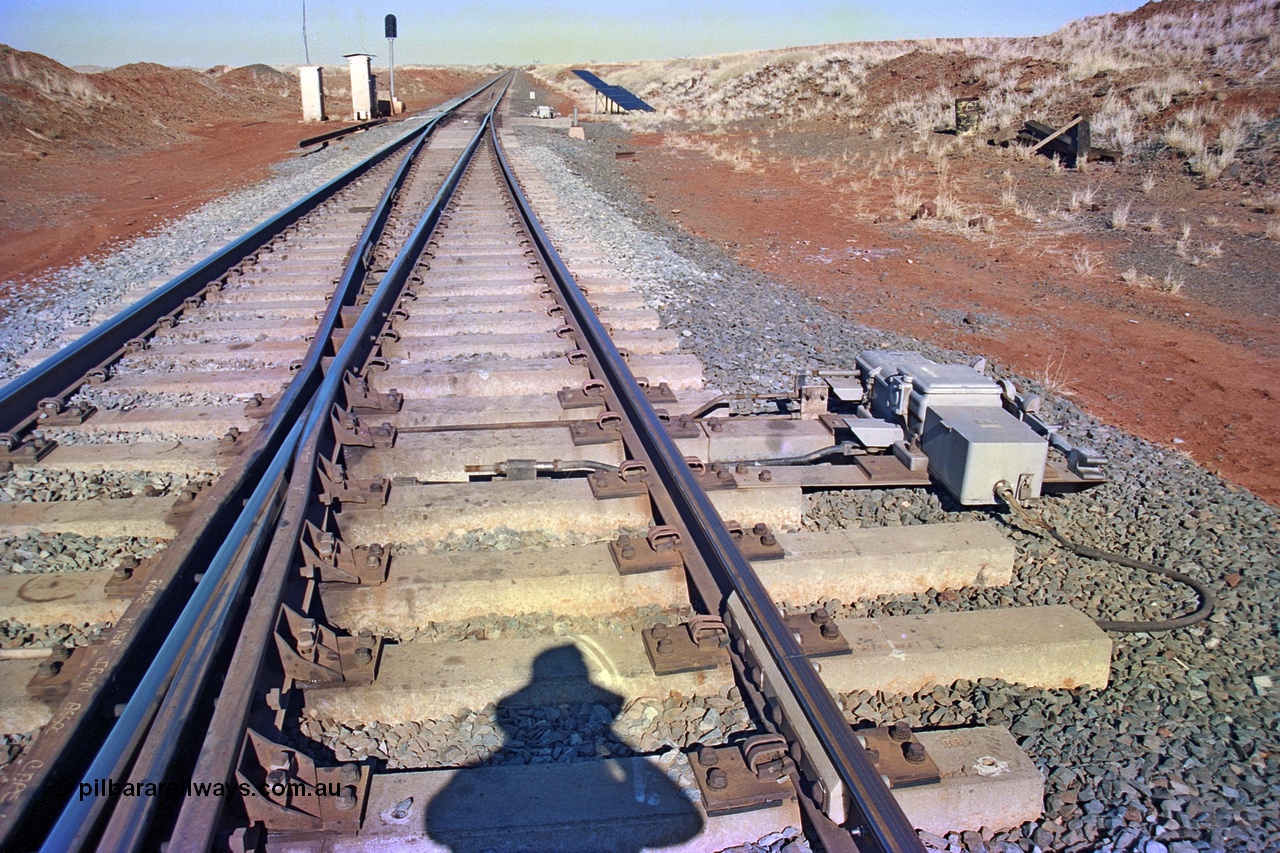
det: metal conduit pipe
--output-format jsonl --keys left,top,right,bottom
{"left": 485, "top": 459, "right": 620, "bottom": 477}
{"left": 725, "top": 442, "right": 866, "bottom": 467}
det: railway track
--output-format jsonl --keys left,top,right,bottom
{"left": 0, "top": 74, "right": 1124, "bottom": 852}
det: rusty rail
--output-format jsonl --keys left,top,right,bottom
{"left": 298, "top": 117, "right": 388, "bottom": 149}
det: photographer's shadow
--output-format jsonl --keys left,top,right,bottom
{"left": 425, "top": 643, "right": 704, "bottom": 852}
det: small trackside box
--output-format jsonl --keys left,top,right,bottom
{"left": 921, "top": 405, "right": 1047, "bottom": 505}
{"left": 857, "top": 350, "right": 1002, "bottom": 426}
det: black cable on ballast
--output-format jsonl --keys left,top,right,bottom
{"left": 993, "top": 480, "right": 1215, "bottom": 633}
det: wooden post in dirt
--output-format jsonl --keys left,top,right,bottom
{"left": 1028, "top": 115, "right": 1083, "bottom": 155}
{"left": 1069, "top": 119, "right": 1091, "bottom": 166}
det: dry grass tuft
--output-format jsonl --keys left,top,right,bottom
{"left": 1110, "top": 201, "right": 1132, "bottom": 230}
{"left": 559, "top": 0, "right": 1277, "bottom": 162}
{"left": 1071, "top": 246, "right": 1099, "bottom": 276}
{"left": 1037, "top": 350, "right": 1080, "bottom": 397}
{"left": 1068, "top": 186, "right": 1096, "bottom": 213}
{"left": 892, "top": 180, "right": 923, "bottom": 220}
{"left": 1164, "top": 108, "right": 1262, "bottom": 184}
{"left": 879, "top": 87, "right": 955, "bottom": 136}
{"left": 664, "top": 133, "right": 761, "bottom": 172}
{"left": 3, "top": 52, "right": 110, "bottom": 105}
{"left": 1175, "top": 224, "right": 1193, "bottom": 257}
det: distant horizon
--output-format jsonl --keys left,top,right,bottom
{"left": 3, "top": 1, "right": 1147, "bottom": 70}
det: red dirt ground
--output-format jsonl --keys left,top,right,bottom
{"left": 622, "top": 133, "right": 1280, "bottom": 505}
{"left": 0, "top": 49, "right": 487, "bottom": 289}
{"left": 0, "top": 116, "right": 302, "bottom": 284}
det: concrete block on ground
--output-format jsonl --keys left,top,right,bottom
{"left": 385, "top": 333, "right": 577, "bottom": 362}
{"left": 388, "top": 395, "right": 599, "bottom": 428}
{"left": 323, "top": 524, "right": 1011, "bottom": 633}
{"left": 29, "top": 441, "right": 225, "bottom": 476}
{"left": 384, "top": 359, "right": 591, "bottom": 398}
{"left": 315, "top": 753, "right": 797, "bottom": 853}
{"left": 408, "top": 292, "right": 645, "bottom": 313}
{"left": 0, "top": 495, "right": 180, "bottom": 539}
{"left": 336, "top": 479, "right": 652, "bottom": 546}
{"left": 707, "top": 486, "right": 803, "bottom": 531}
{"left": 159, "top": 317, "right": 319, "bottom": 342}
{"left": 303, "top": 633, "right": 732, "bottom": 724}
{"left": 761, "top": 521, "right": 1013, "bottom": 604}
{"left": 0, "top": 570, "right": 123, "bottom": 628}
{"left": 820, "top": 605, "right": 1111, "bottom": 693}
{"left": 0, "top": 659, "right": 53, "bottom": 734}
{"left": 705, "top": 418, "right": 835, "bottom": 463}
{"left": 323, "top": 545, "right": 686, "bottom": 631}
{"left": 384, "top": 388, "right": 723, "bottom": 429}
{"left": 901, "top": 726, "right": 1044, "bottom": 835}
{"left": 346, "top": 428, "right": 624, "bottom": 483}
{"left": 99, "top": 367, "right": 292, "bottom": 397}
{"left": 127, "top": 339, "right": 304, "bottom": 369}
{"left": 66, "top": 406, "right": 255, "bottom": 440}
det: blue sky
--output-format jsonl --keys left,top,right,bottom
{"left": 2, "top": 1, "right": 1145, "bottom": 68}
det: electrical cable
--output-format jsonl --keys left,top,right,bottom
{"left": 993, "top": 480, "right": 1215, "bottom": 633}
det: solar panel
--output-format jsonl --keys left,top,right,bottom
{"left": 571, "top": 69, "right": 655, "bottom": 112}
{"left": 571, "top": 69, "right": 608, "bottom": 88}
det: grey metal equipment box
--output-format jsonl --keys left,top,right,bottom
{"left": 856, "top": 350, "right": 1048, "bottom": 505}
{"left": 922, "top": 405, "right": 1047, "bottom": 505}
{"left": 857, "top": 351, "right": 1002, "bottom": 425}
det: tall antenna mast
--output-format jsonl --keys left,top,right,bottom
{"left": 302, "top": 0, "right": 312, "bottom": 65}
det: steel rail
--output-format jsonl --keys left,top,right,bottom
{"left": 82, "top": 100, "right": 470, "bottom": 848}
{"left": 76, "top": 112, "right": 432, "bottom": 848}
{"left": 490, "top": 124, "right": 926, "bottom": 851}
{"left": 0, "top": 73, "right": 495, "bottom": 441}
{"left": 0, "top": 138, "right": 382, "bottom": 434}
{"left": 37, "top": 416, "right": 305, "bottom": 853}
{"left": 0, "top": 77, "right": 502, "bottom": 852}
{"left": 298, "top": 117, "right": 387, "bottom": 148}
{"left": 161, "top": 77, "right": 513, "bottom": 853}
